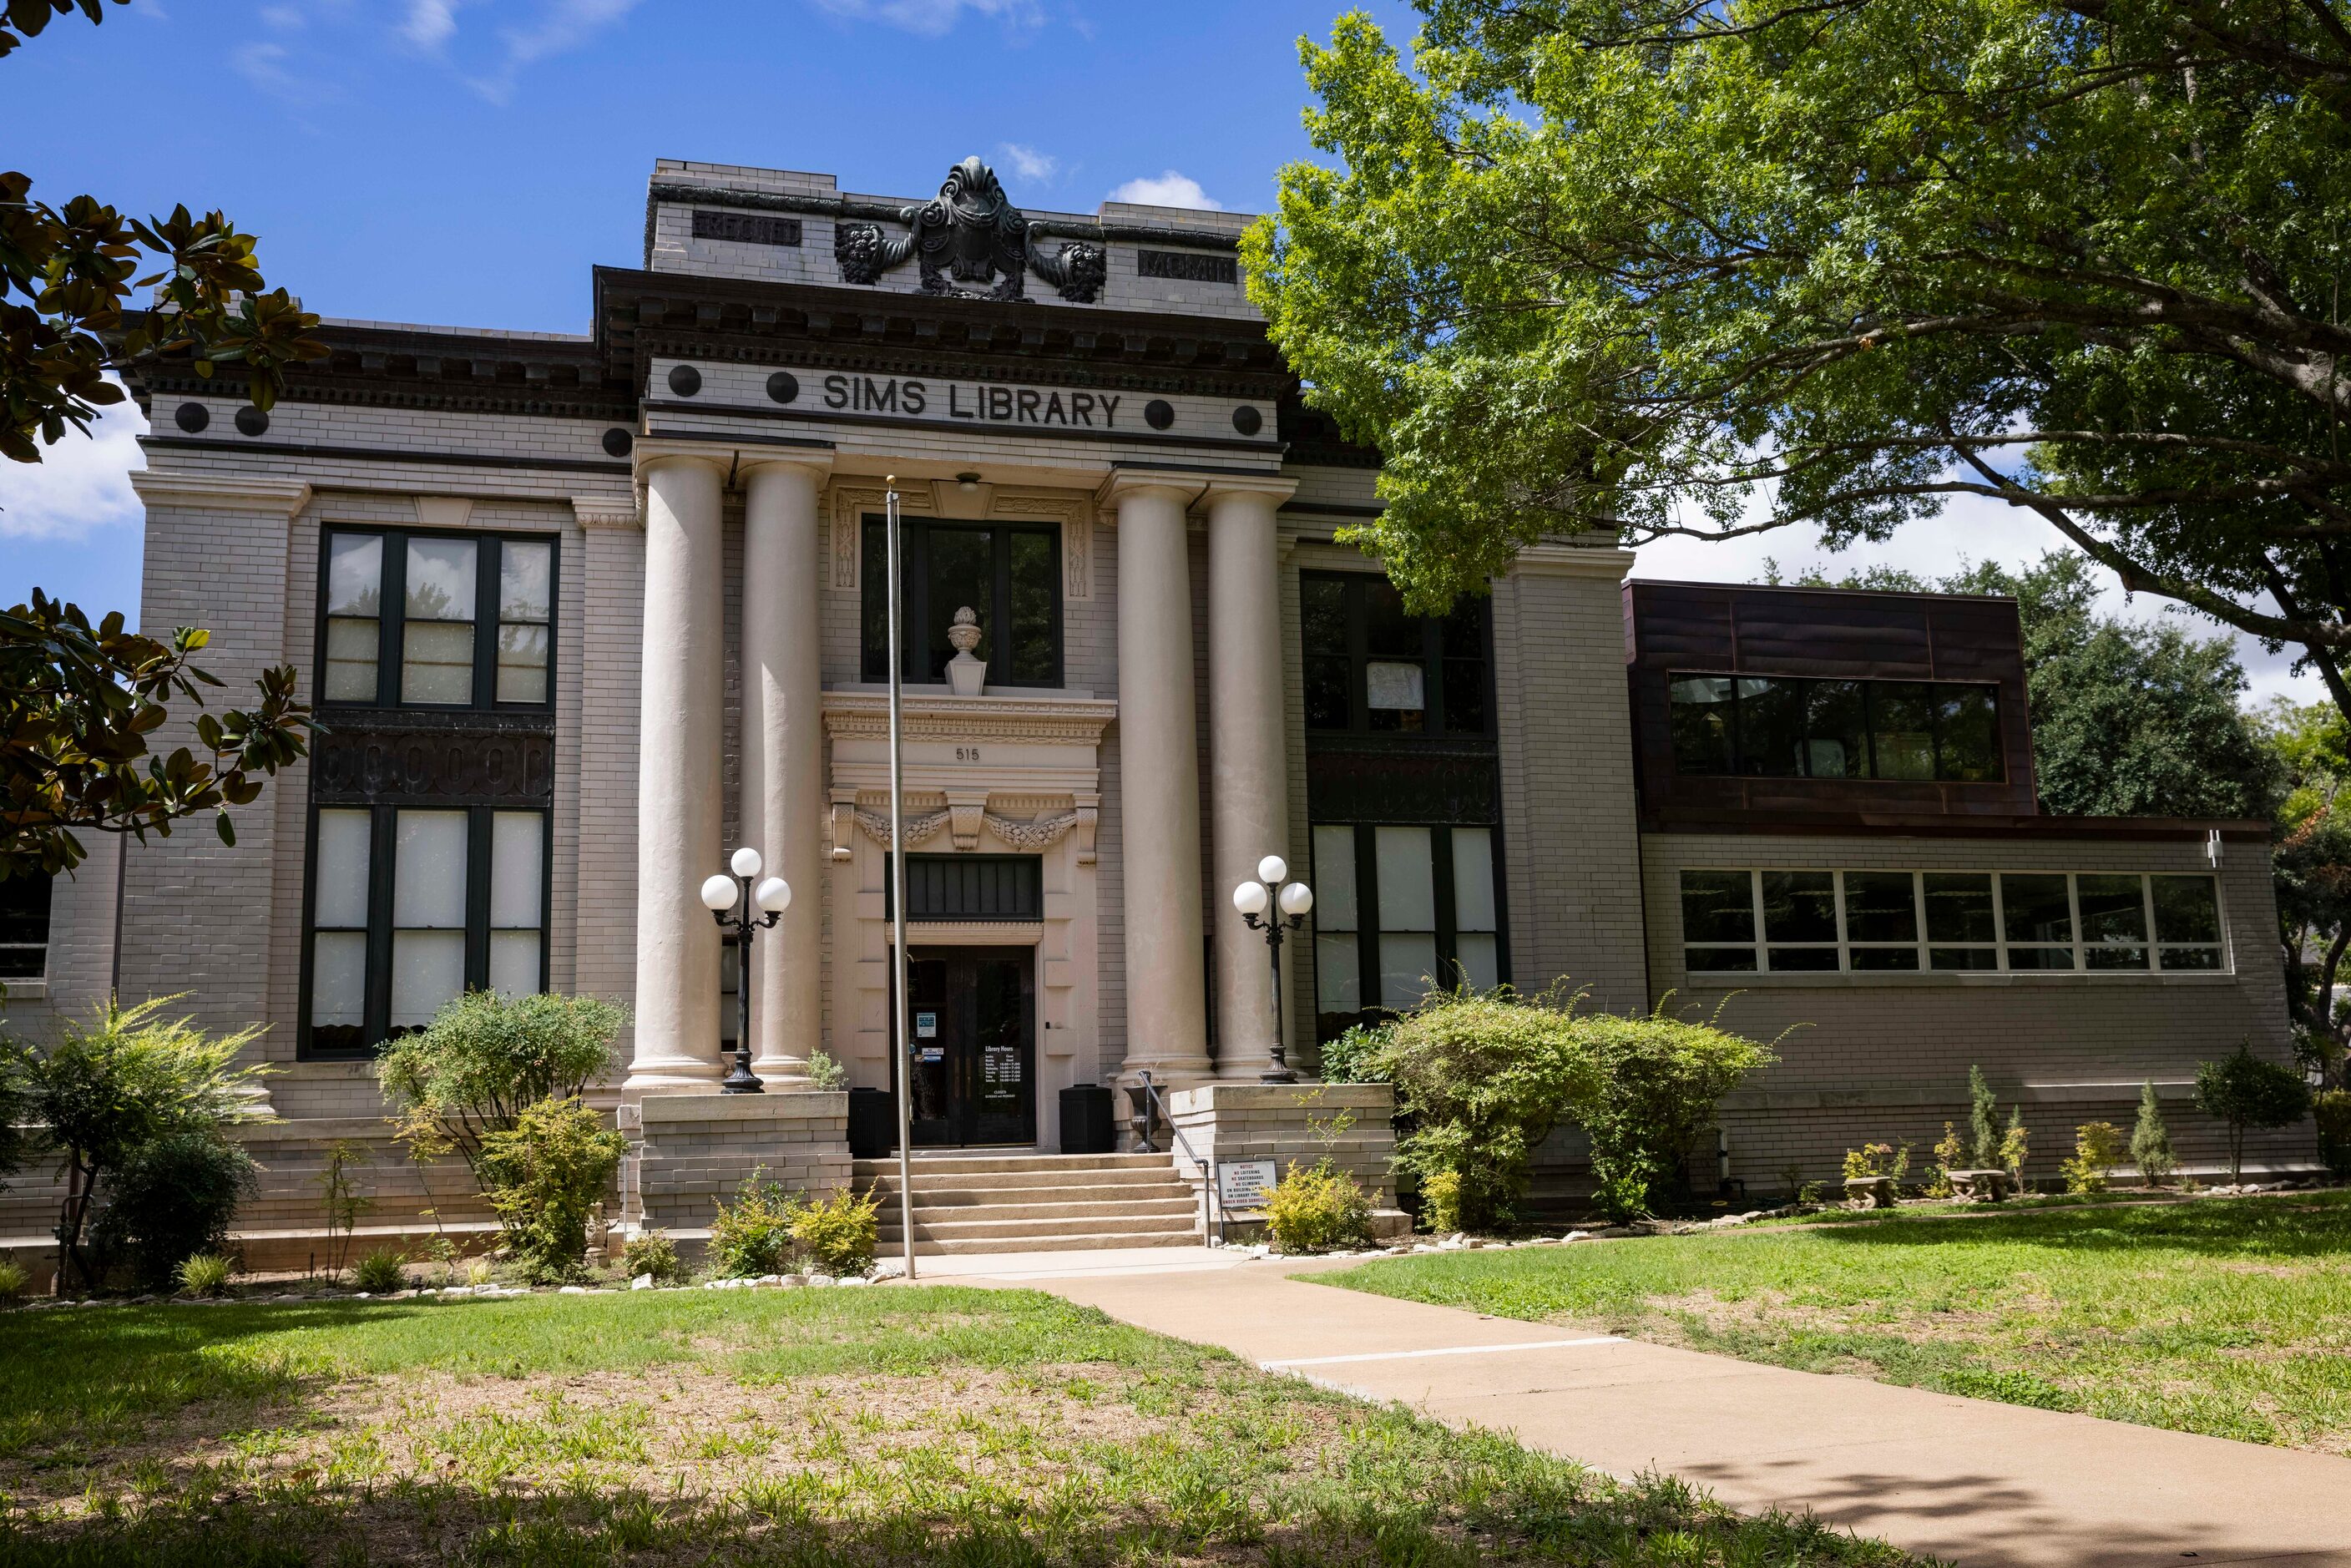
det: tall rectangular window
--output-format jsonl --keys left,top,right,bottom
{"left": 1761, "top": 870, "right": 1838, "bottom": 970}
{"left": 1924, "top": 873, "right": 1999, "bottom": 969}
{"left": 1301, "top": 573, "right": 1492, "bottom": 737}
{"left": 0, "top": 873, "right": 53, "bottom": 982}
{"left": 319, "top": 529, "right": 557, "bottom": 711}
{"left": 1664, "top": 673, "right": 2005, "bottom": 782}
{"left": 304, "top": 805, "right": 550, "bottom": 1055}
{"left": 1679, "top": 869, "right": 1757, "bottom": 971}
{"left": 1843, "top": 870, "right": 1921, "bottom": 970}
{"left": 860, "top": 518, "right": 1062, "bottom": 686}
{"left": 1311, "top": 822, "right": 1508, "bottom": 1036}
{"left": 2151, "top": 874, "right": 2226, "bottom": 970}
{"left": 2000, "top": 873, "right": 2076, "bottom": 969}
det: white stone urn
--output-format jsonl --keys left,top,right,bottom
{"left": 945, "top": 605, "right": 987, "bottom": 696}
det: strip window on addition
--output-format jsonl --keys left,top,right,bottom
{"left": 1679, "top": 869, "right": 2227, "bottom": 975}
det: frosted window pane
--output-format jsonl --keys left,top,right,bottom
{"left": 490, "top": 812, "right": 543, "bottom": 928}
{"left": 314, "top": 809, "right": 372, "bottom": 928}
{"left": 1456, "top": 932, "right": 1499, "bottom": 994}
{"left": 323, "top": 617, "right": 378, "bottom": 702}
{"left": 499, "top": 541, "right": 552, "bottom": 620}
{"left": 1379, "top": 933, "right": 1438, "bottom": 1009}
{"left": 405, "top": 539, "right": 477, "bottom": 620}
{"left": 311, "top": 932, "right": 367, "bottom": 1025}
{"left": 390, "top": 931, "right": 465, "bottom": 1027}
{"left": 1452, "top": 827, "right": 1496, "bottom": 932}
{"left": 393, "top": 811, "right": 468, "bottom": 927}
{"left": 1366, "top": 660, "right": 1425, "bottom": 711}
{"left": 1374, "top": 826, "right": 1435, "bottom": 930}
{"left": 495, "top": 623, "right": 548, "bottom": 703}
{"left": 489, "top": 929, "right": 541, "bottom": 996}
{"left": 326, "top": 534, "right": 382, "bottom": 616}
{"left": 1316, "top": 932, "right": 1360, "bottom": 1012}
{"left": 1312, "top": 825, "right": 1358, "bottom": 931}
{"left": 402, "top": 620, "right": 474, "bottom": 704}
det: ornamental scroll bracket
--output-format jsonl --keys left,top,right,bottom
{"left": 833, "top": 154, "right": 1106, "bottom": 304}
{"left": 852, "top": 807, "right": 953, "bottom": 849}
{"left": 983, "top": 810, "right": 1079, "bottom": 851}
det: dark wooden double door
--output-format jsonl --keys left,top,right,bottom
{"left": 897, "top": 947, "right": 1036, "bottom": 1146}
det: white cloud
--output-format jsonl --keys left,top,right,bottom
{"left": 998, "top": 143, "right": 1057, "bottom": 184}
{"left": 1631, "top": 490, "right": 2331, "bottom": 709}
{"left": 1106, "top": 170, "right": 1222, "bottom": 211}
{"left": 465, "top": 0, "right": 642, "bottom": 103}
{"left": 229, "top": 38, "right": 304, "bottom": 97}
{"left": 808, "top": 0, "right": 1044, "bottom": 37}
{"left": 0, "top": 387, "right": 147, "bottom": 544}
{"left": 399, "top": 0, "right": 466, "bottom": 49}
{"left": 258, "top": 3, "right": 306, "bottom": 29}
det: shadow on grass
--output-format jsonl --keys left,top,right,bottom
{"left": 1795, "top": 1191, "right": 2351, "bottom": 1257}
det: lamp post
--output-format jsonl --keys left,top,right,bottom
{"left": 1232, "top": 853, "right": 1313, "bottom": 1085}
{"left": 700, "top": 845, "right": 791, "bottom": 1095}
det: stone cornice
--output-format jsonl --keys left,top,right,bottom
{"left": 1197, "top": 473, "right": 1299, "bottom": 505}
{"left": 1510, "top": 539, "right": 1636, "bottom": 580}
{"left": 129, "top": 470, "right": 312, "bottom": 517}
{"left": 822, "top": 690, "right": 1116, "bottom": 746}
{"left": 571, "top": 494, "right": 641, "bottom": 530}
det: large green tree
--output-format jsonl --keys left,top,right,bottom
{"left": 2263, "top": 697, "right": 2351, "bottom": 1079}
{"left": 1782, "top": 552, "right": 2276, "bottom": 817}
{"left": 1246, "top": 0, "right": 2351, "bottom": 724}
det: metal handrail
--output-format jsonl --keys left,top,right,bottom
{"left": 1134, "top": 1070, "right": 1221, "bottom": 1245}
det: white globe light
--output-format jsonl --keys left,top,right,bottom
{"left": 1231, "top": 881, "right": 1270, "bottom": 916}
{"left": 731, "top": 845, "right": 763, "bottom": 879}
{"left": 755, "top": 876, "right": 791, "bottom": 913}
{"left": 1257, "top": 854, "right": 1289, "bottom": 886}
{"left": 699, "top": 873, "right": 738, "bottom": 912}
{"left": 1278, "top": 881, "right": 1315, "bottom": 917}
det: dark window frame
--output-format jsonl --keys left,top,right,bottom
{"left": 1309, "top": 820, "right": 1511, "bottom": 1040}
{"left": 860, "top": 516, "right": 1064, "bottom": 688}
{"left": 1301, "top": 570, "right": 1494, "bottom": 738}
{"left": 296, "top": 802, "right": 553, "bottom": 1060}
{"left": 1666, "top": 671, "right": 2004, "bottom": 783}
{"left": 0, "top": 873, "right": 52, "bottom": 982}
{"left": 313, "top": 524, "right": 561, "bottom": 715}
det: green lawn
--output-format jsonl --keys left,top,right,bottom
{"left": 0, "top": 1285, "right": 1923, "bottom": 1567}
{"left": 1326, "top": 1191, "right": 2351, "bottom": 1453}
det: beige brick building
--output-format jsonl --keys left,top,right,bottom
{"left": 0, "top": 154, "right": 2310, "bottom": 1257}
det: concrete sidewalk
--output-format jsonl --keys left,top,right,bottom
{"left": 1009, "top": 1258, "right": 2351, "bottom": 1568}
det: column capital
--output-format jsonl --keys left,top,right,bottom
{"left": 571, "top": 493, "right": 640, "bottom": 531}
{"left": 1097, "top": 468, "right": 1206, "bottom": 508}
{"left": 1199, "top": 473, "right": 1300, "bottom": 507}
{"left": 631, "top": 439, "right": 733, "bottom": 479}
{"left": 737, "top": 449, "right": 836, "bottom": 483}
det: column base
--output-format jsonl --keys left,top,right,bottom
{"left": 621, "top": 1060, "right": 724, "bottom": 1100}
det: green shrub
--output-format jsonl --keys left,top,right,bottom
{"left": 621, "top": 1229, "right": 684, "bottom": 1284}
{"left": 791, "top": 1188, "right": 881, "bottom": 1276}
{"left": 1929, "top": 1123, "right": 1964, "bottom": 1197}
{"left": 0, "top": 1257, "right": 27, "bottom": 1303}
{"left": 2195, "top": 1044, "right": 2313, "bottom": 1181}
{"left": 2000, "top": 1107, "right": 2031, "bottom": 1190}
{"left": 1967, "top": 1065, "right": 2001, "bottom": 1168}
{"left": 707, "top": 1167, "right": 798, "bottom": 1277}
{"left": 2132, "top": 1081, "right": 2177, "bottom": 1186}
{"left": 2316, "top": 1088, "right": 2351, "bottom": 1176}
{"left": 20, "top": 998, "right": 268, "bottom": 1291}
{"left": 378, "top": 991, "right": 626, "bottom": 1176}
{"left": 803, "top": 1050, "right": 848, "bottom": 1091}
{"left": 1263, "top": 1158, "right": 1373, "bottom": 1252}
{"left": 92, "top": 1127, "right": 257, "bottom": 1292}
{"left": 1374, "top": 984, "right": 1777, "bottom": 1227}
{"left": 175, "top": 1252, "right": 232, "bottom": 1298}
{"left": 474, "top": 1096, "right": 627, "bottom": 1283}
{"left": 1317, "top": 1021, "right": 1393, "bottom": 1085}
{"left": 2060, "top": 1122, "right": 2127, "bottom": 1194}
{"left": 1841, "top": 1142, "right": 1908, "bottom": 1182}
{"left": 1417, "top": 1169, "right": 1464, "bottom": 1233}
{"left": 351, "top": 1248, "right": 407, "bottom": 1293}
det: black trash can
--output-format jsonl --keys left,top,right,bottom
{"left": 847, "top": 1086, "right": 895, "bottom": 1158}
{"left": 1059, "top": 1084, "right": 1116, "bottom": 1155}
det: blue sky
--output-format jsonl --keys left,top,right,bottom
{"left": 0, "top": 0, "right": 2322, "bottom": 705}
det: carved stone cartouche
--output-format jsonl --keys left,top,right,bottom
{"left": 830, "top": 154, "right": 1108, "bottom": 304}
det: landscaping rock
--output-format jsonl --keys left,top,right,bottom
{"left": 631, "top": 1274, "right": 655, "bottom": 1290}
{"left": 559, "top": 1286, "right": 588, "bottom": 1295}
{"left": 841, "top": 1276, "right": 871, "bottom": 1287}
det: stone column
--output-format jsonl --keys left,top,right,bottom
{"left": 1206, "top": 477, "right": 1299, "bottom": 1076}
{"left": 1108, "top": 475, "right": 1211, "bottom": 1082}
{"left": 739, "top": 454, "right": 832, "bottom": 1086}
{"left": 624, "top": 450, "right": 727, "bottom": 1095}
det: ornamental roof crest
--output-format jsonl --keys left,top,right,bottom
{"left": 834, "top": 154, "right": 1106, "bottom": 304}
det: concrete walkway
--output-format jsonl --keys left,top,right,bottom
{"left": 939, "top": 1251, "right": 2351, "bottom": 1568}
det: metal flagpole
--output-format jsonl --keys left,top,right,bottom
{"left": 885, "top": 477, "right": 918, "bottom": 1282}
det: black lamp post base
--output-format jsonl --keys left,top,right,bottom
{"left": 719, "top": 1055, "right": 766, "bottom": 1095}
{"left": 1259, "top": 1064, "right": 1298, "bottom": 1085}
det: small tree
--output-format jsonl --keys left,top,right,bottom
{"left": 2195, "top": 1044, "right": 2313, "bottom": 1182}
{"left": 92, "top": 1128, "right": 255, "bottom": 1292}
{"left": 2001, "top": 1107, "right": 2032, "bottom": 1191}
{"left": 2059, "top": 1123, "right": 2126, "bottom": 1196}
{"left": 2131, "top": 1082, "right": 2176, "bottom": 1187}
{"left": 378, "top": 991, "right": 625, "bottom": 1181}
{"left": 20, "top": 996, "right": 268, "bottom": 1289}
{"left": 1966, "top": 1066, "right": 2001, "bottom": 1170}
{"left": 314, "top": 1140, "right": 372, "bottom": 1281}
{"left": 474, "top": 1096, "right": 626, "bottom": 1283}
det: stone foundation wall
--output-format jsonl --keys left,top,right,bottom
{"left": 624, "top": 1090, "right": 852, "bottom": 1236}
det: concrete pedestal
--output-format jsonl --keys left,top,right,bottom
{"left": 620, "top": 1091, "right": 852, "bottom": 1237}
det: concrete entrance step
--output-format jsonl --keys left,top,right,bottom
{"left": 876, "top": 1194, "right": 1198, "bottom": 1222}
{"left": 853, "top": 1153, "right": 1172, "bottom": 1178}
{"left": 882, "top": 1209, "right": 1198, "bottom": 1242}
{"left": 863, "top": 1166, "right": 1186, "bottom": 1195}
{"left": 889, "top": 1228, "right": 1203, "bottom": 1257}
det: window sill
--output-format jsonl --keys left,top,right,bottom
{"left": 1681, "top": 969, "right": 2239, "bottom": 988}
{"left": 0, "top": 978, "right": 47, "bottom": 1001}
